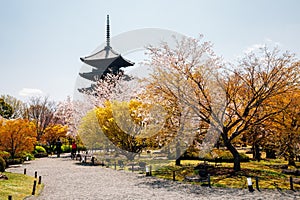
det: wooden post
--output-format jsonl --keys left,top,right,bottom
{"left": 114, "top": 161, "right": 117, "bottom": 170}
{"left": 290, "top": 176, "right": 294, "bottom": 190}
{"left": 38, "top": 176, "right": 42, "bottom": 184}
{"left": 208, "top": 174, "right": 211, "bottom": 188}
{"left": 34, "top": 171, "right": 37, "bottom": 179}
{"left": 8, "top": 195, "right": 12, "bottom": 200}
{"left": 131, "top": 164, "right": 134, "bottom": 172}
{"left": 150, "top": 165, "right": 152, "bottom": 176}
{"left": 173, "top": 171, "right": 176, "bottom": 181}
{"left": 32, "top": 180, "right": 37, "bottom": 195}
{"left": 255, "top": 176, "right": 260, "bottom": 191}
{"left": 24, "top": 168, "right": 26, "bottom": 175}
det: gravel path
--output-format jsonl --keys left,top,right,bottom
{"left": 6, "top": 155, "right": 300, "bottom": 200}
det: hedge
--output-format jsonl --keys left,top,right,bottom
{"left": 0, "top": 157, "right": 6, "bottom": 172}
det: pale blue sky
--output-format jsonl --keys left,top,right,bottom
{"left": 1, "top": 0, "right": 299, "bottom": 101}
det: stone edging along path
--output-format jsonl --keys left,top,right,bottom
{"left": 6, "top": 155, "right": 300, "bottom": 200}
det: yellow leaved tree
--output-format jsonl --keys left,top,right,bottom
{"left": 41, "top": 124, "right": 68, "bottom": 152}
{"left": 78, "top": 109, "right": 114, "bottom": 151}
{"left": 96, "top": 99, "right": 167, "bottom": 160}
{"left": 0, "top": 119, "right": 37, "bottom": 158}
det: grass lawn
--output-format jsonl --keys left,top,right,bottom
{"left": 88, "top": 151, "right": 300, "bottom": 190}
{"left": 152, "top": 159, "right": 300, "bottom": 190}
{"left": 0, "top": 172, "right": 43, "bottom": 200}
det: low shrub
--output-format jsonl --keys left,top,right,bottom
{"left": 35, "top": 146, "right": 47, "bottom": 154}
{"left": 0, "top": 156, "right": 6, "bottom": 172}
{"left": 16, "top": 152, "right": 35, "bottom": 161}
{"left": 33, "top": 146, "right": 48, "bottom": 158}
{"left": 6, "top": 158, "right": 24, "bottom": 166}
{"left": 61, "top": 145, "right": 71, "bottom": 153}
{"left": 0, "top": 151, "right": 10, "bottom": 160}
{"left": 77, "top": 145, "right": 87, "bottom": 152}
{"left": 34, "top": 153, "right": 48, "bottom": 158}
{"left": 23, "top": 153, "right": 35, "bottom": 161}
{"left": 200, "top": 149, "right": 250, "bottom": 163}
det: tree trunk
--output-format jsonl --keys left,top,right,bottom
{"left": 225, "top": 141, "right": 241, "bottom": 171}
{"left": 175, "top": 141, "right": 181, "bottom": 166}
{"left": 288, "top": 157, "right": 296, "bottom": 166}
{"left": 175, "top": 158, "right": 181, "bottom": 166}
{"left": 124, "top": 152, "right": 137, "bottom": 161}
{"left": 288, "top": 150, "right": 296, "bottom": 166}
{"left": 253, "top": 144, "right": 261, "bottom": 162}
{"left": 265, "top": 149, "right": 276, "bottom": 159}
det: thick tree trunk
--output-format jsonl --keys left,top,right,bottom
{"left": 225, "top": 141, "right": 241, "bottom": 171}
{"left": 253, "top": 143, "right": 261, "bottom": 161}
{"left": 288, "top": 157, "right": 296, "bottom": 166}
{"left": 175, "top": 158, "right": 181, "bottom": 166}
{"left": 221, "top": 131, "right": 241, "bottom": 172}
{"left": 288, "top": 150, "right": 296, "bottom": 166}
{"left": 175, "top": 141, "right": 181, "bottom": 166}
{"left": 265, "top": 149, "right": 276, "bottom": 159}
{"left": 124, "top": 152, "right": 137, "bottom": 161}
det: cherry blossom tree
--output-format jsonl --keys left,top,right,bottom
{"left": 144, "top": 36, "right": 300, "bottom": 171}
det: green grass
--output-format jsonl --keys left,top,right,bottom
{"left": 0, "top": 172, "right": 43, "bottom": 200}
{"left": 93, "top": 151, "right": 300, "bottom": 190}
{"left": 151, "top": 159, "right": 300, "bottom": 190}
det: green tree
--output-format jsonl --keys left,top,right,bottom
{"left": 78, "top": 109, "right": 113, "bottom": 151}
{"left": 0, "top": 98, "right": 13, "bottom": 119}
{"left": 0, "top": 95, "right": 26, "bottom": 119}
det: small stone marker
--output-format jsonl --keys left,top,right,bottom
{"left": 247, "top": 177, "right": 254, "bottom": 192}
{"left": 146, "top": 166, "right": 151, "bottom": 176}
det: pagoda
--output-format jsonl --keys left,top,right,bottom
{"left": 78, "top": 15, "right": 134, "bottom": 93}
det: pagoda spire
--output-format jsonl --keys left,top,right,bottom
{"left": 106, "top": 15, "right": 110, "bottom": 49}
{"left": 78, "top": 15, "right": 134, "bottom": 93}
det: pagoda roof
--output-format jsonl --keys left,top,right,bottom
{"left": 80, "top": 46, "right": 134, "bottom": 69}
{"left": 78, "top": 74, "right": 133, "bottom": 94}
{"left": 79, "top": 71, "right": 103, "bottom": 82}
{"left": 78, "top": 84, "right": 97, "bottom": 94}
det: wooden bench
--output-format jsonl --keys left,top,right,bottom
{"left": 76, "top": 152, "right": 95, "bottom": 164}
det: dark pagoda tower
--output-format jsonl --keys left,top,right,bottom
{"left": 78, "top": 15, "right": 134, "bottom": 93}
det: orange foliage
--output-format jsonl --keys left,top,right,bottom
{"left": 41, "top": 124, "right": 67, "bottom": 145}
{"left": 0, "top": 119, "right": 37, "bottom": 158}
